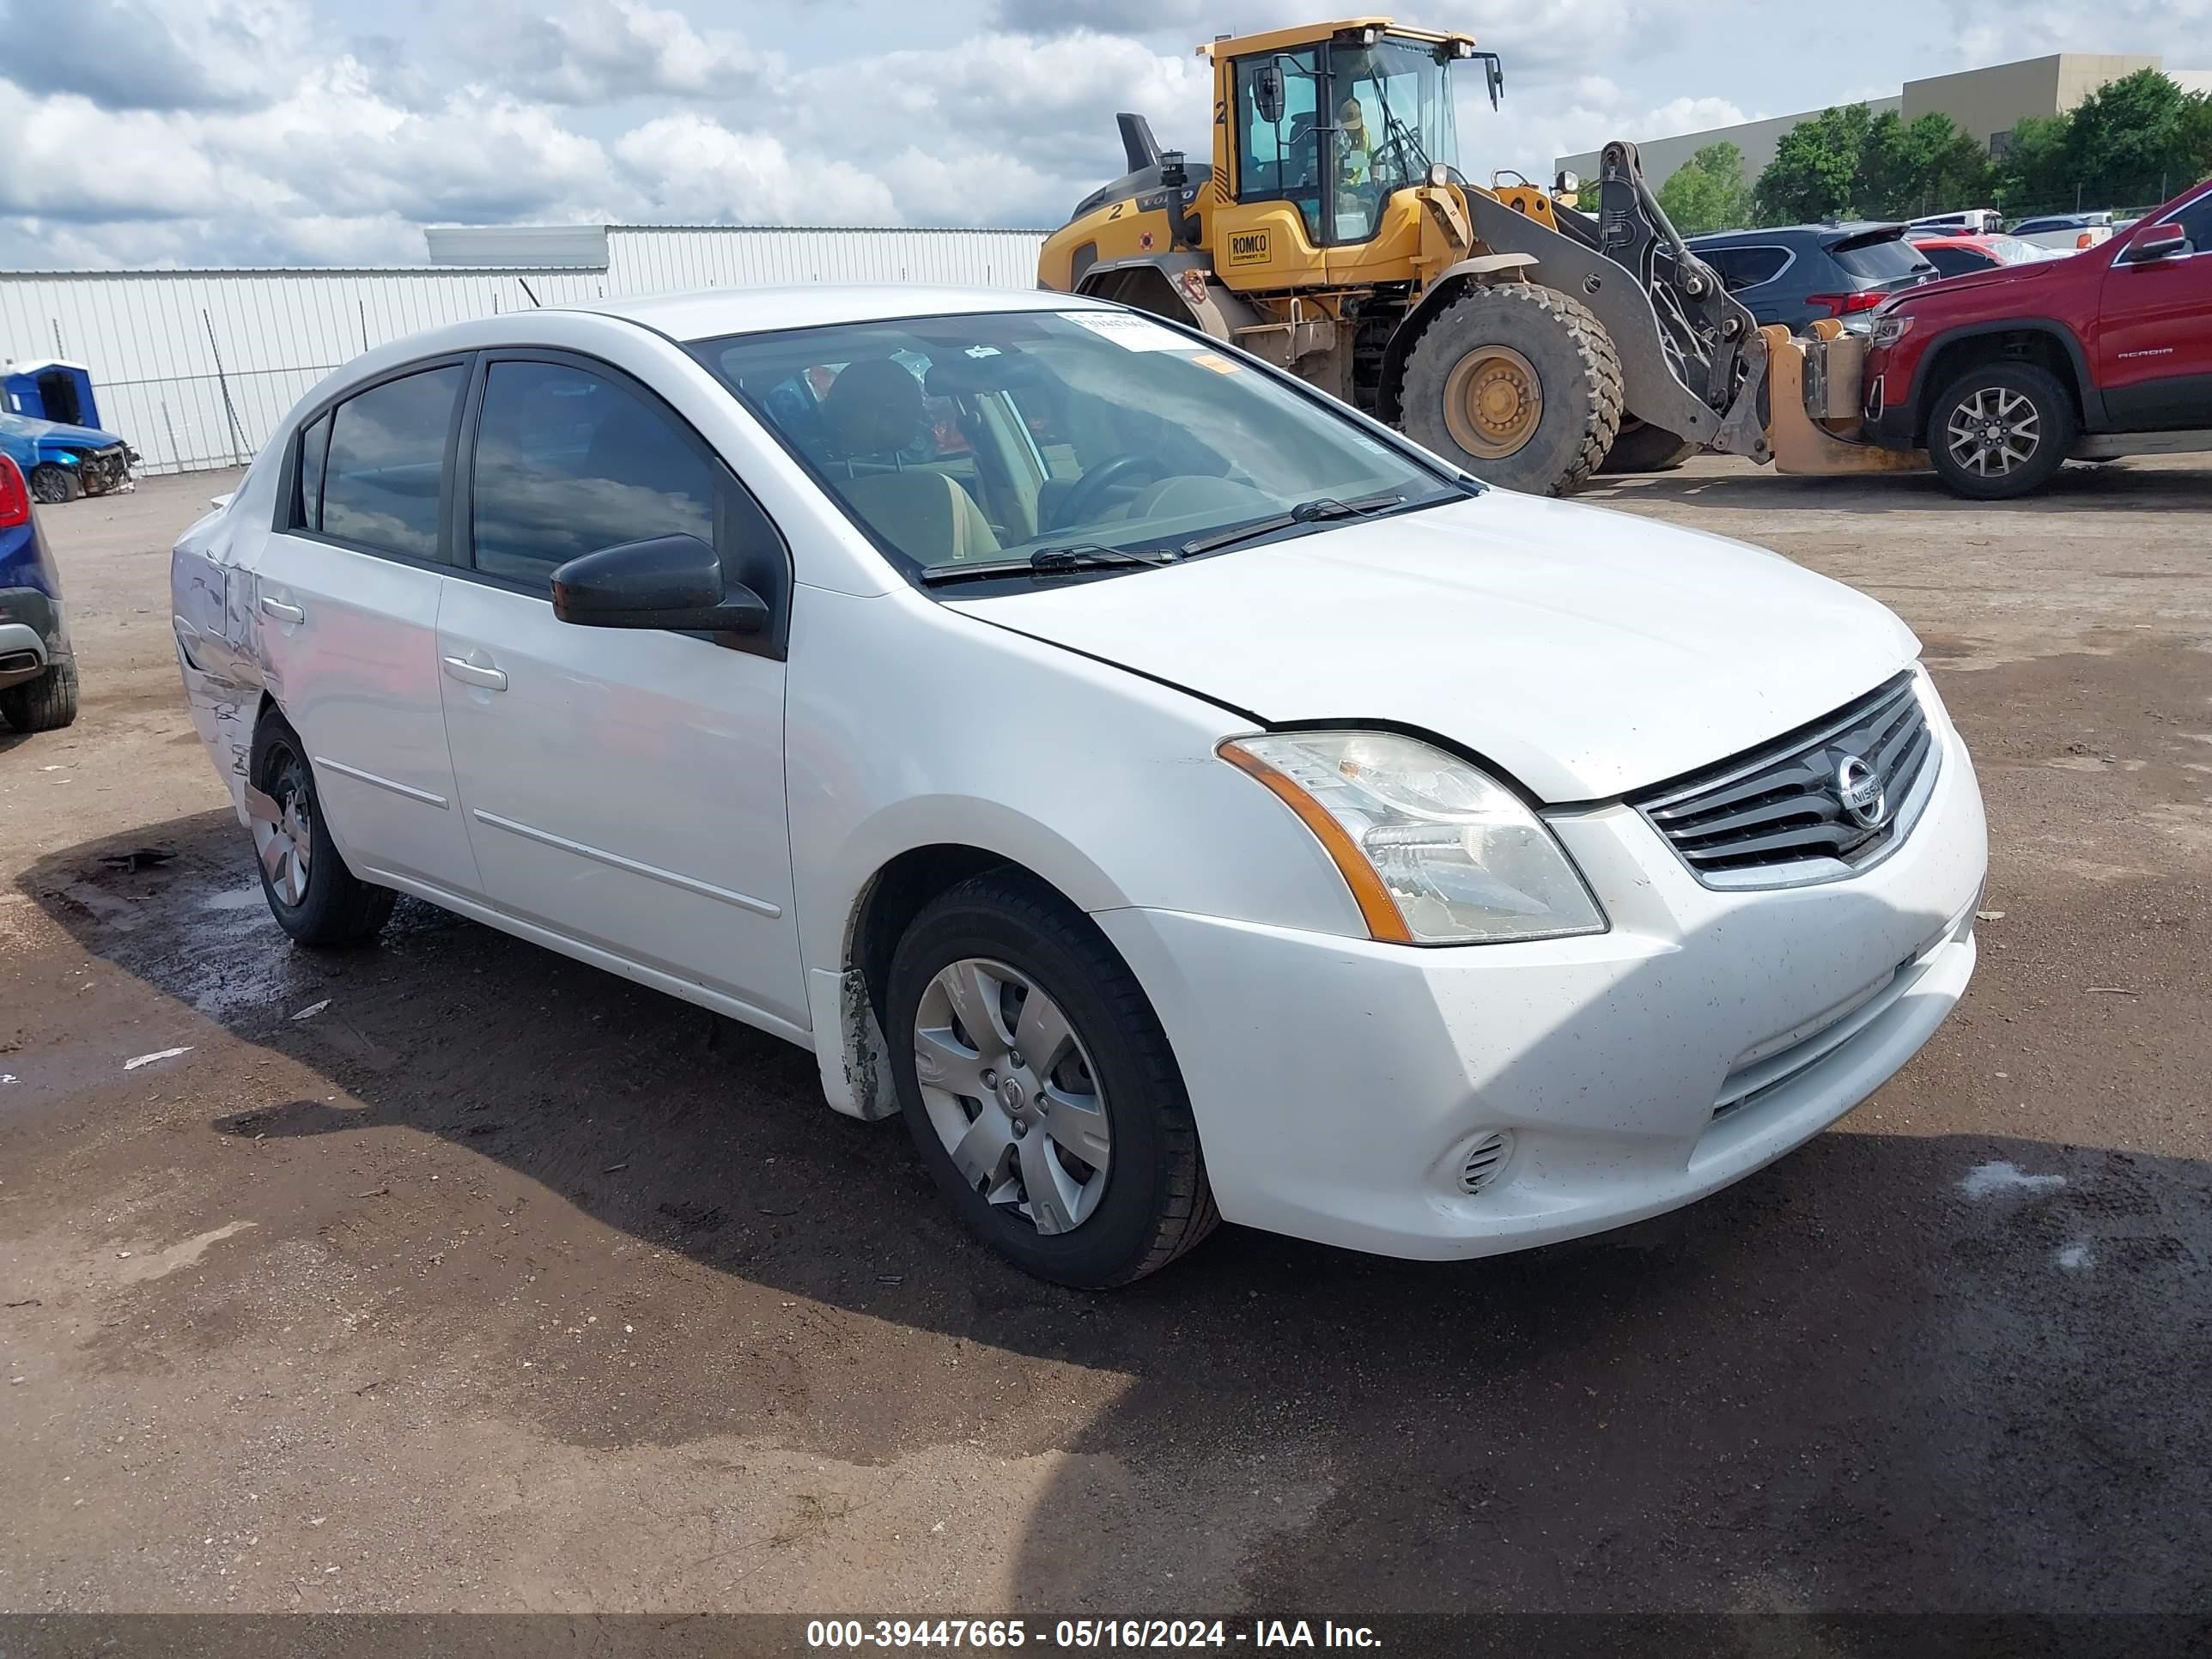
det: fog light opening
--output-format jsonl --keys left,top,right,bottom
{"left": 1457, "top": 1130, "right": 1515, "bottom": 1195}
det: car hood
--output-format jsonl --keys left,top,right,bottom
{"left": 1882, "top": 254, "right": 2067, "bottom": 307}
{"left": 0, "top": 413, "right": 124, "bottom": 452}
{"left": 947, "top": 491, "right": 1920, "bottom": 802}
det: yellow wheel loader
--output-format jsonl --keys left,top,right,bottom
{"left": 1036, "top": 17, "right": 1853, "bottom": 495}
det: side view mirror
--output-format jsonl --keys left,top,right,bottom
{"left": 2123, "top": 228, "right": 2189, "bottom": 264}
{"left": 551, "top": 534, "right": 767, "bottom": 635}
{"left": 1252, "top": 63, "right": 1284, "bottom": 126}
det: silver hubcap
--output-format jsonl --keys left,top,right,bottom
{"left": 252, "top": 754, "right": 314, "bottom": 907}
{"left": 1945, "top": 386, "right": 2040, "bottom": 477}
{"left": 913, "top": 958, "right": 1110, "bottom": 1235}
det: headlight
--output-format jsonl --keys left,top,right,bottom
{"left": 1870, "top": 313, "right": 1915, "bottom": 348}
{"left": 1220, "top": 730, "right": 1606, "bottom": 945}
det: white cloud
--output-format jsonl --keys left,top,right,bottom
{"left": 1, "top": 0, "right": 312, "bottom": 110}
{"left": 1941, "top": 0, "right": 2212, "bottom": 69}
{"left": 501, "top": 0, "right": 782, "bottom": 104}
{"left": 0, "top": 0, "right": 2001, "bottom": 269}
{"left": 615, "top": 113, "right": 897, "bottom": 222}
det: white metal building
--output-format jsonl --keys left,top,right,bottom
{"left": 0, "top": 226, "right": 1048, "bottom": 476}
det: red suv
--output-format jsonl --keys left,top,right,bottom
{"left": 1862, "top": 177, "right": 2212, "bottom": 497}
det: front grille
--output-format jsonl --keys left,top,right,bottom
{"left": 1632, "top": 673, "right": 1938, "bottom": 889}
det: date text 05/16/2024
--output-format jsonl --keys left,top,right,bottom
{"left": 805, "top": 1620, "right": 1382, "bottom": 1649}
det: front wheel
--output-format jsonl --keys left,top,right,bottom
{"left": 887, "top": 871, "right": 1218, "bottom": 1288}
{"left": 1927, "top": 362, "right": 2075, "bottom": 500}
{"left": 1397, "top": 283, "right": 1624, "bottom": 495}
{"left": 27, "top": 465, "right": 82, "bottom": 505}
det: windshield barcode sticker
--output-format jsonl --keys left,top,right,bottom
{"left": 1062, "top": 312, "right": 1208, "bottom": 352}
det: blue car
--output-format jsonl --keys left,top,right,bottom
{"left": 0, "top": 410, "right": 137, "bottom": 505}
{"left": 0, "top": 454, "right": 79, "bottom": 731}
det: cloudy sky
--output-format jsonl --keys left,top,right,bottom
{"left": 1, "top": 0, "right": 2206, "bottom": 269}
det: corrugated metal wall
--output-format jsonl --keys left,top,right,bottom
{"left": 0, "top": 227, "right": 1047, "bottom": 475}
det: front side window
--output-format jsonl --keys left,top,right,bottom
{"left": 697, "top": 309, "right": 1463, "bottom": 580}
{"left": 319, "top": 365, "right": 465, "bottom": 559}
{"left": 1234, "top": 47, "right": 1323, "bottom": 242}
{"left": 470, "top": 360, "right": 717, "bottom": 585}
{"left": 2166, "top": 193, "right": 2212, "bottom": 251}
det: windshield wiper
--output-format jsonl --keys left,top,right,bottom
{"left": 917, "top": 544, "right": 1179, "bottom": 586}
{"left": 1178, "top": 493, "right": 1407, "bottom": 558}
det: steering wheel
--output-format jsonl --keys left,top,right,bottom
{"left": 1052, "top": 453, "right": 1169, "bottom": 529}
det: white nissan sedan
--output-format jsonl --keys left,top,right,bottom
{"left": 172, "top": 286, "right": 1986, "bottom": 1287}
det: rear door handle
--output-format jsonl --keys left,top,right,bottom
{"left": 441, "top": 653, "right": 507, "bottom": 692}
{"left": 260, "top": 598, "right": 305, "bottom": 623}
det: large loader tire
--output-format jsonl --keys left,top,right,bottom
{"left": 1398, "top": 283, "right": 1623, "bottom": 495}
{"left": 1596, "top": 417, "right": 1698, "bottom": 475}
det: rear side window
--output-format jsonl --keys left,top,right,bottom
{"left": 1828, "top": 234, "right": 1929, "bottom": 282}
{"left": 319, "top": 366, "right": 465, "bottom": 559}
{"left": 470, "top": 360, "right": 717, "bottom": 585}
{"left": 1702, "top": 245, "right": 1789, "bottom": 290}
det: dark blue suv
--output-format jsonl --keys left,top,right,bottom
{"left": 0, "top": 454, "right": 80, "bottom": 732}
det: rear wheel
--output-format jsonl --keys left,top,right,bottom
{"left": 1596, "top": 416, "right": 1698, "bottom": 475}
{"left": 0, "top": 657, "right": 78, "bottom": 732}
{"left": 1397, "top": 283, "right": 1623, "bottom": 495}
{"left": 1927, "top": 362, "right": 2075, "bottom": 500}
{"left": 887, "top": 870, "right": 1218, "bottom": 1288}
{"left": 248, "top": 714, "right": 395, "bottom": 946}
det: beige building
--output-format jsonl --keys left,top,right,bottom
{"left": 1557, "top": 52, "right": 2212, "bottom": 198}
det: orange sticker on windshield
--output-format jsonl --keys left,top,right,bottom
{"left": 1190, "top": 352, "right": 1241, "bottom": 373}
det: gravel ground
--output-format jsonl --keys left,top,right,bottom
{"left": 1, "top": 459, "right": 2208, "bottom": 1622}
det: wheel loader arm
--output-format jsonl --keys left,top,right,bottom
{"left": 1460, "top": 140, "right": 1771, "bottom": 465}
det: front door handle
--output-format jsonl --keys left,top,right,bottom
{"left": 260, "top": 597, "right": 305, "bottom": 623}
{"left": 441, "top": 653, "right": 508, "bottom": 692}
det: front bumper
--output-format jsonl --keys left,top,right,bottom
{"left": 1097, "top": 689, "right": 1988, "bottom": 1261}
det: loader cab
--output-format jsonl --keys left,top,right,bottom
{"left": 1216, "top": 21, "right": 1480, "bottom": 283}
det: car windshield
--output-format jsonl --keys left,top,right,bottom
{"left": 1827, "top": 233, "right": 1930, "bottom": 281}
{"left": 1987, "top": 235, "right": 2051, "bottom": 264}
{"left": 692, "top": 310, "right": 1465, "bottom": 578}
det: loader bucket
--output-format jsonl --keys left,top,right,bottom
{"left": 1764, "top": 322, "right": 1928, "bottom": 477}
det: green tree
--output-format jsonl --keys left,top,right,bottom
{"left": 1656, "top": 141, "right": 1753, "bottom": 234}
{"left": 1753, "top": 104, "right": 1875, "bottom": 222}
{"left": 2169, "top": 94, "right": 2212, "bottom": 201}
{"left": 1857, "top": 112, "right": 1993, "bottom": 217}
{"left": 1994, "top": 112, "right": 2072, "bottom": 214}
{"left": 2063, "top": 67, "right": 2187, "bottom": 204}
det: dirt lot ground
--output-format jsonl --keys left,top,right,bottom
{"left": 2, "top": 461, "right": 2209, "bottom": 1627}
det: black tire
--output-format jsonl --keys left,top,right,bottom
{"left": 27, "top": 465, "right": 81, "bottom": 505}
{"left": 0, "top": 656, "right": 78, "bottom": 732}
{"left": 886, "top": 870, "right": 1218, "bottom": 1288}
{"left": 1596, "top": 417, "right": 1698, "bottom": 475}
{"left": 1925, "top": 361, "right": 2075, "bottom": 500}
{"left": 1397, "top": 283, "right": 1624, "bottom": 495}
{"left": 248, "top": 713, "right": 395, "bottom": 947}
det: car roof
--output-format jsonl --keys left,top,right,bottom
{"left": 563, "top": 284, "right": 1110, "bottom": 343}
{"left": 1911, "top": 234, "right": 2001, "bottom": 249}
{"left": 1686, "top": 222, "right": 1902, "bottom": 246}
